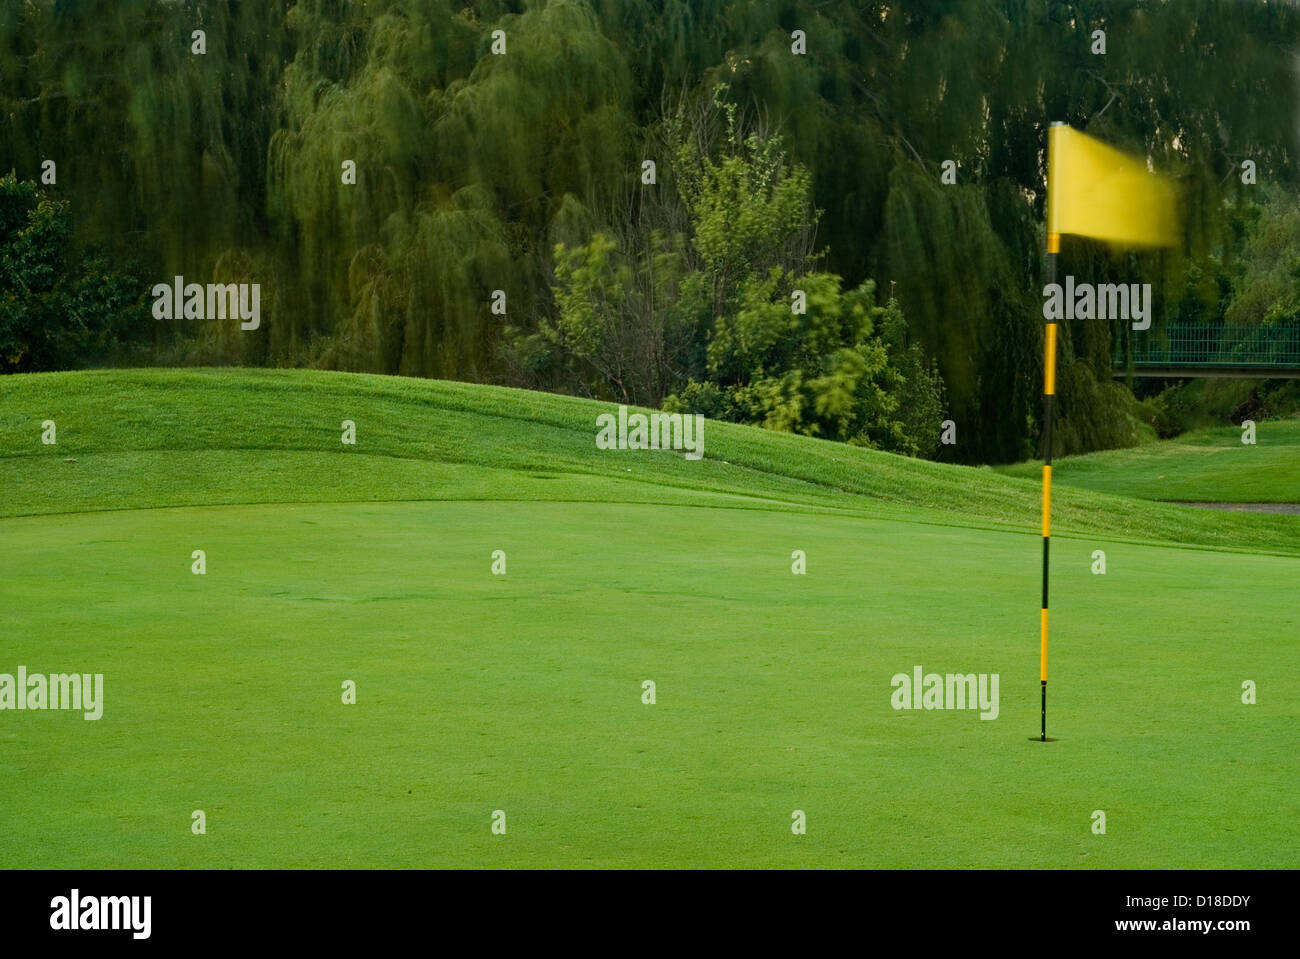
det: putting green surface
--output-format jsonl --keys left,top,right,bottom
{"left": 1, "top": 370, "right": 1297, "bottom": 867}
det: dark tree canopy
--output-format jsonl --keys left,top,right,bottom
{"left": 2, "top": 0, "right": 1296, "bottom": 462}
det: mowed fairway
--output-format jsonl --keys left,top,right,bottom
{"left": 1, "top": 370, "right": 1298, "bottom": 868}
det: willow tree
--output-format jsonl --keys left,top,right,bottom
{"left": 1, "top": 0, "right": 289, "bottom": 357}
{"left": 5, "top": 0, "right": 1298, "bottom": 461}
{"left": 267, "top": 0, "right": 637, "bottom": 376}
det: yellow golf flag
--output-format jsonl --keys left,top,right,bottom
{"left": 1047, "top": 124, "right": 1178, "bottom": 248}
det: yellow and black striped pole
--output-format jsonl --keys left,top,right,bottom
{"left": 1034, "top": 120, "right": 1178, "bottom": 741}
{"left": 1039, "top": 230, "right": 1059, "bottom": 742}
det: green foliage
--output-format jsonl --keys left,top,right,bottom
{"left": 538, "top": 90, "right": 943, "bottom": 455}
{"left": 1049, "top": 361, "right": 1147, "bottom": 457}
{"left": 3, "top": 1, "right": 1298, "bottom": 462}
{"left": 669, "top": 86, "right": 819, "bottom": 317}
{"left": 1143, "top": 376, "right": 1300, "bottom": 436}
{"left": 1225, "top": 191, "right": 1300, "bottom": 328}
{"left": 0, "top": 173, "right": 149, "bottom": 372}
{"left": 543, "top": 229, "right": 701, "bottom": 403}
{"left": 670, "top": 271, "right": 943, "bottom": 456}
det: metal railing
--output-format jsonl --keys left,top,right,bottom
{"left": 1118, "top": 322, "right": 1300, "bottom": 369}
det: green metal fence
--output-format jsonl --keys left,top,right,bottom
{"left": 1119, "top": 322, "right": 1300, "bottom": 369}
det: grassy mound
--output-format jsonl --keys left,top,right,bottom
{"left": 997, "top": 418, "right": 1300, "bottom": 505}
{"left": 3, "top": 368, "right": 1297, "bottom": 554}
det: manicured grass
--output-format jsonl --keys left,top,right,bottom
{"left": 997, "top": 418, "right": 1300, "bottom": 504}
{"left": 3, "top": 368, "right": 1299, "bottom": 553}
{"left": 1, "top": 369, "right": 1297, "bottom": 867}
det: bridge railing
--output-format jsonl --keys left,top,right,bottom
{"left": 1118, "top": 322, "right": 1300, "bottom": 368}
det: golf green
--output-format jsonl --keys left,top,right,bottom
{"left": 2, "top": 498, "right": 1295, "bottom": 868}
{"left": 1, "top": 369, "right": 1296, "bottom": 868}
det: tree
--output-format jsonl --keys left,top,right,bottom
{"left": 0, "top": 173, "right": 149, "bottom": 372}
{"left": 1225, "top": 190, "right": 1300, "bottom": 329}
{"left": 668, "top": 271, "right": 944, "bottom": 456}
{"left": 4, "top": 0, "right": 1298, "bottom": 460}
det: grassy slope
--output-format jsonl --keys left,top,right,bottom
{"left": 2, "top": 368, "right": 1298, "bottom": 554}
{"left": 997, "top": 419, "right": 1300, "bottom": 504}
{"left": 2, "top": 369, "right": 1297, "bottom": 868}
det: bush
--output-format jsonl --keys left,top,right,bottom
{"left": 0, "top": 172, "right": 150, "bottom": 372}
{"left": 667, "top": 273, "right": 945, "bottom": 456}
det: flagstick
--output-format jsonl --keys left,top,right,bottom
{"left": 1039, "top": 233, "right": 1059, "bottom": 743}
{"left": 1034, "top": 120, "right": 1176, "bottom": 743}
